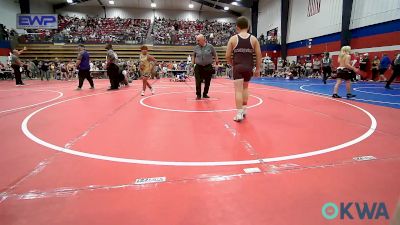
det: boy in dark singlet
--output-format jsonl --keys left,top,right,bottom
{"left": 225, "top": 16, "right": 262, "bottom": 122}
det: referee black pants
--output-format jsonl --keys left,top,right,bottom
{"left": 107, "top": 63, "right": 120, "bottom": 89}
{"left": 194, "top": 64, "right": 214, "bottom": 97}
{"left": 322, "top": 66, "right": 331, "bottom": 83}
{"left": 11, "top": 64, "right": 23, "bottom": 85}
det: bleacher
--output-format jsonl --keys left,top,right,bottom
{"left": 17, "top": 44, "right": 229, "bottom": 63}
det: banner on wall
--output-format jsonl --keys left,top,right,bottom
{"left": 266, "top": 27, "right": 278, "bottom": 43}
{"left": 16, "top": 14, "right": 58, "bottom": 29}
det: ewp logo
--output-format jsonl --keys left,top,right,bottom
{"left": 322, "top": 202, "right": 390, "bottom": 220}
{"left": 17, "top": 14, "right": 58, "bottom": 29}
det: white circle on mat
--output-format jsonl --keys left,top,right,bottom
{"left": 140, "top": 91, "right": 263, "bottom": 112}
{"left": 353, "top": 87, "right": 400, "bottom": 96}
{"left": 300, "top": 84, "right": 400, "bottom": 105}
{"left": 21, "top": 89, "right": 377, "bottom": 166}
{"left": 0, "top": 89, "right": 63, "bottom": 114}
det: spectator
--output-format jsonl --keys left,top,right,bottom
{"left": 385, "top": 53, "right": 400, "bottom": 89}
{"left": 371, "top": 56, "right": 380, "bottom": 81}
{"left": 359, "top": 53, "right": 369, "bottom": 80}
{"left": 313, "top": 58, "right": 321, "bottom": 77}
{"left": 322, "top": 52, "right": 332, "bottom": 84}
{"left": 379, "top": 53, "right": 391, "bottom": 81}
{"left": 259, "top": 33, "right": 265, "bottom": 45}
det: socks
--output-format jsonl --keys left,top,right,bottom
{"left": 243, "top": 105, "right": 247, "bottom": 114}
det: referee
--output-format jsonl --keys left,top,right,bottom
{"left": 105, "top": 43, "right": 120, "bottom": 90}
{"left": 10, "top": 47, "right": 27, "bottom": 86}
{"left": 193, "top": 34, "right": 219, "bottom": 100}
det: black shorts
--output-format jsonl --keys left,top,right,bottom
{"left": 233, "top": 64, "right": 253, "bottom": 82}
{"left": 336, "top": 68, "right": 353, "bottom": 80}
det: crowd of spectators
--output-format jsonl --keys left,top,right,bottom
{"left": 18, "top": 15, "right": 151, "bottom": 44}
{"left": 151, "top": 17, "right": 236, "bottom": 46}
{"left": 16, "top": 16, "right": 236, "bottom": 46}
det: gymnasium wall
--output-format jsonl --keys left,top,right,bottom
{"left": 0, "top": 41, "right": 11, "bottom": 59}
{"left": 0, "top": 0, "right": 21, "bottom": 30}
{"left": 350, "top": 0, "right": 400, "bottom": 29}
{"left": 287, "top": 0, "right": 342, "bottom": 43}
{"left": 30, "top": 0, "right": 54, "bottom": 14}
{"left": 242, "top": 8, "right": 252, "bottom": 30}
{"left": 285, "top": 0, "right": 400, "bottom": 54}
{"left": 0, "top": 0, "right": 55, "bottom": 29}
{"left": 257, "top": 0, "right": 281, "bottom": 38}
{"left": 57, "top": 5, "right": 104, "bottom": 18}
{"left": 258, "top": 0, "right": 400, "bottom": 79}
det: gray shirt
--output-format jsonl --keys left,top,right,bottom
{"left": 107, "top": 49, "right": 118, "bottom": 64}
{"left": 322, "top": 57, "right": 332, "bottom": 67}
{"left": 11, "top": 54, "right": 20, "bottom": 65}
{"left": 193, "top": 43, "right": 216, "bottom": 66}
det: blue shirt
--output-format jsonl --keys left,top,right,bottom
{"left": 379, "top": 56, "right": 391, "bottom": 69}
{"left": 77, "top": 50, "right": 90, "bottom": 70}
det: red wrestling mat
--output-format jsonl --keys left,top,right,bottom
{"left": 0, "top": 78, "right": 399, "bottom": 224}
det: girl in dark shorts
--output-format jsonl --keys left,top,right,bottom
{"left": 332, "top": 46, "right": 359, "bottom": 98}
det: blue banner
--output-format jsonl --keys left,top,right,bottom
{"left": 17, "top": 14, "right": 58, "bottom": 29}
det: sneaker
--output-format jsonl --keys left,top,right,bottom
{"left": 233, "top": 110, "right": 244, "bottom": 122}
{"left": 151, "top": 88, "right": 155, "bottom": 95}
{"left": 196, "top": 96, "right": 201, "bottom": 100}
{"left": 141, "top": 91, "right": 145, "bottom": 96}
{"left": 203, "top": 95, "right": 210, "bottom": 98}
{"left": 243, "top": 108, "right": 247, "bottom": 118}
{"left": 76, "top": 87, "right": 82, "bottom": 90}
{"left": 89, "top": 86, "right": 95, "bottom": 89}
{"left": 385, "top": 86, "right": 394, "bottom": 90}
{"left": 346, "top": 93, "right": 356, "bottom": 98}
{"left": 332, "top": 94, "right": 341, "bottom": 98}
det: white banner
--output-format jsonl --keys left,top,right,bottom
{"left": 17, "top": 14, "right": 58, "bottom": 29}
